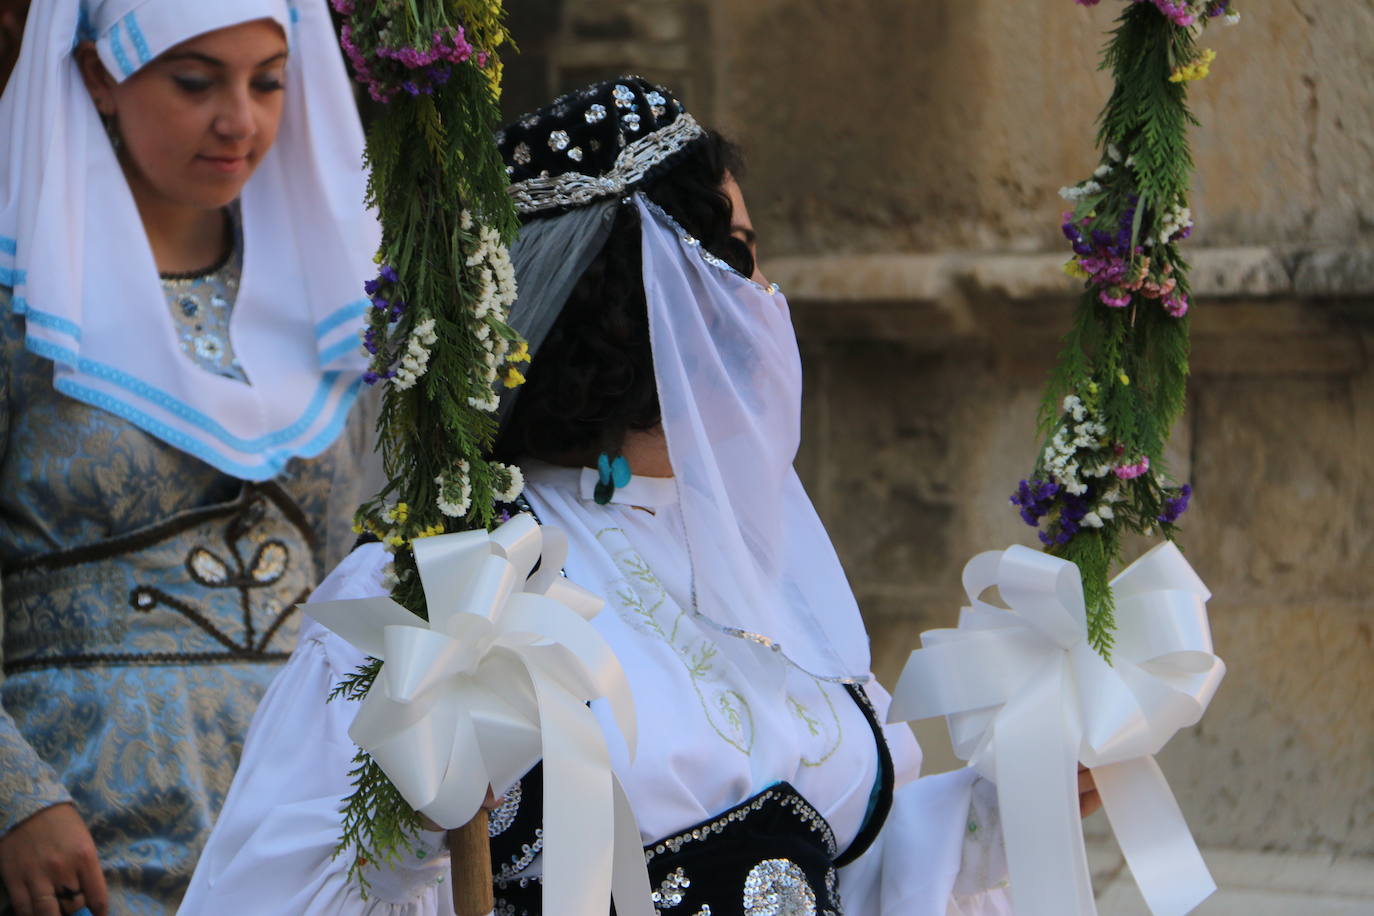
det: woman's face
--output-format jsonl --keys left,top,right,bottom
{"left": 79, "top": 20, "right": 288, "bottom": 212}
{"left": 722, "top": 174, "right": 769, "bottom": 287}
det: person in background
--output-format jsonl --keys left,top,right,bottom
{"left": 0, "top": 0, "right": 381, "bottom": 912}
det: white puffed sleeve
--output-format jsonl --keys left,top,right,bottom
{"left": 836, "top": 681, "right": 1013, "bottom": 916}
{"left": 178, "top": 545, "right": 454, "bottom": 916}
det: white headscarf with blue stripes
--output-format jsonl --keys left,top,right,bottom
{"left": 0, "top": 0, "right": 379, "bottom": 479}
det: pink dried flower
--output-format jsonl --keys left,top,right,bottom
{"left": 1099, "top": 286, "right": 1132, "bottom": 308}
{"left": 1139, "top": 274, "right": 1177, "bottom": 299}
{"left": 1113, "top": 455, "right": 1151, "bottom": 480}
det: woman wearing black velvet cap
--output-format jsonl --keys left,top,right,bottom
{"left": 180, "top": 77, "right": 1051, "bottom": 916}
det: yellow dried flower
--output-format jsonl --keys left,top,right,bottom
{"left": 502, "top": 367, "right": 526, "bottom": 389}
{"left": 1063, "top": 259, "right": 1091, "bottom": 280}
{"left": 1169, "top": 48, "right": 1216, "bottom": 83}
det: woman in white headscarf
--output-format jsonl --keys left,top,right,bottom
{"left": 0, "top": 1, "right": 380, "bottom": 913}
{"left": 175, "top": 78, "right": 1100, "bottom": 916}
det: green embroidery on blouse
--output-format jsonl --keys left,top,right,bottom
{"left": 597, "top": 527, "right": 755, "bottom": 755}
{"left": 594, "top": 526, "right": 847, "bottom": 767}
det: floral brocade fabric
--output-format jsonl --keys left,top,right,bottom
{"left": 0, "top": 291, "right": 376, "bottom": 915}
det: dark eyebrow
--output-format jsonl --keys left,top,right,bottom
{"left": 159, "top": 50, "right": 288, "bottom": 68}
{"left": 731, "top": 224, "right": 757, "bottom": 246}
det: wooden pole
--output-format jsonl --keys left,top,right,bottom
{"left": 448, "top": 810, "right": 494, "bottom": 916}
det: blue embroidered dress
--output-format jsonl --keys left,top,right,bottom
{"left": 0, "top": 284, "right": 376, "bottom": 915}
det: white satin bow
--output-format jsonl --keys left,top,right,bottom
{"left": 888, "top": 541, "right": 1226, "bottom": 916}
{"left": 306, "top": 514, "right": 652, "bottom": 916}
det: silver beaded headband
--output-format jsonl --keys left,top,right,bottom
{"left": 508, "top": 114, "right": 705, "bottom": 215}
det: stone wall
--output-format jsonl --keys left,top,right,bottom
{"left": 516, "top": 0, "right": 1374, "bottom": 862}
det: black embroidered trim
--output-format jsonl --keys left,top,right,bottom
{"left": 5, "top": 481, "right": 316, "bottom": 576}
{"left": 130, "top": 586, "right": 248, "bottom": 653}
{"left": 833, "top": 683, "right": 895, "bottom": 868}
{"left": 4, "top": 484, "right": 313, "bottom": 673}
{"left": 3, "top": 650, "right": 289, "bottom": 674}
{"left": 257, "top": 588, "right": 309, "bottom": 650}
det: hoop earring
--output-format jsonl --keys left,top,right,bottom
{"left": 101, "top": 113, "right": 122, "bottom": 151}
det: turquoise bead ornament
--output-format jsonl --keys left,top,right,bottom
{"left": 594, "top": 452, "right": 632, "bottom": 505}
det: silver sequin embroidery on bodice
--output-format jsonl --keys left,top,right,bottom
{"left": 160, "top": 213, "right": 247, "bottom": 384}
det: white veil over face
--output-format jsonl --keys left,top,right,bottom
{"left": 636, "top": 194, "right": 871, "bottom": 683}
{"left": 0, "top": 0, "right": 379, "bottom": 479}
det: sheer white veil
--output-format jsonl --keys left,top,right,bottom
{"left": 635, "top": 193, "right": 871, "bottom": 683}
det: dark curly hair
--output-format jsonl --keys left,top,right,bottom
{"left": 494, "top": 131, "right": 753, "bottom": 467}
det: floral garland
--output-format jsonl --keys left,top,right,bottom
{"left": 1012, "top": 0, "right": 1239, "bottom": 654}
{"left": 325, "top": 0, "right": 523, "bottom": 891}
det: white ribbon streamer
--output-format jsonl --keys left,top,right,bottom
{"left": 306, "top": 514, "right": 653, "bottom": 916}
{"left": 888, "top": 541, "right": 1225, "bottom": 916}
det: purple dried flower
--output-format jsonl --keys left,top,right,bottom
{"left": 1011, "top": 478, "right": 1064, "bottom": 530}
{"left": 1158, "top": 484, "right": 1193, "bottom": 524}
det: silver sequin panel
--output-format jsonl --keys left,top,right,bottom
{"left": 743, "top": 858, "right": 817, "bottom": 916}
{"left": 161, "top": 236, "right": 247, "bottom": 384}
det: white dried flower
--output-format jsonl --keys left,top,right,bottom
{"left": 436, "top": 460, "right": 473, "bottom": 518}
{"left": 491, "top": 461, "right": 524, "bottom": 502}
{"left": 467, "top": 391, "right": 500, "bottom": 412}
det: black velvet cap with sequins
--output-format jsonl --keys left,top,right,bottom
{"left": 497, "top": 76, "right": 702, "bottom": 216}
